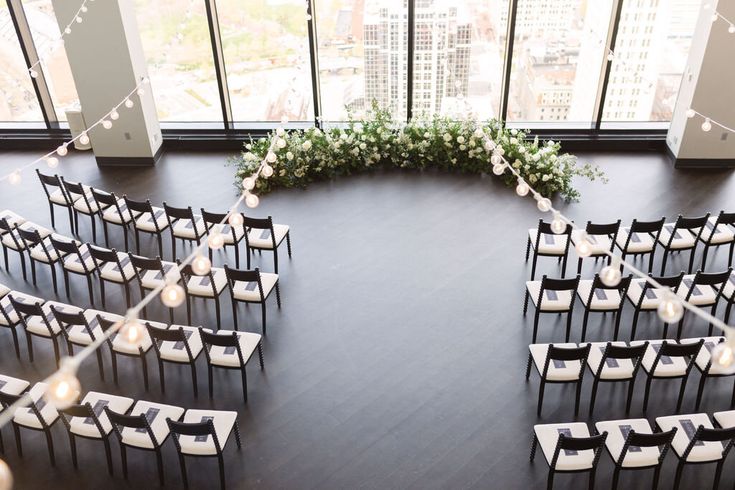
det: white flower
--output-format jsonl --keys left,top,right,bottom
{"left": 286, "top": 151, "right": 294, "bottom": 161}
{"left": 510, "top": 129, "right": 518, "bottom": 136}
{"left": 532, "top": 153, "right": 541, "bottom": 162}
{"left": 542, "top": 174, "right": 551, "bottom": 181}
{"left": 459, "top": 144, "right": 466, "bottom": 151}
{"left": 340, "top": 133, "right": 348, "bottom": 140}
{"left": 424, "top": 132, "right": 431, "bottom": 138}
{"left": 245, "top": 144, "right": 252, "bottom": 150}
{"left": 469, "top": 140, "right": 476, "bottom": 147}
{"left": 354, "top": 126, "right": 363, "bottom": 133}
{"left": 276, "top": 128, "right": 285, "bottom": 137}
{"left": 509, "top": 137, "right": 518, "bottom": 145}
{"left": 443, "top": 133, "right": 452, "bottom": 142}
{"left": 279, "top": 169, "right": 286, "bottom": 176}
{"left": 457, "top": 135, "right": 465, "bottom": 144}
{"left": 302, "top": 140, "right": 312, "bottom": 151}
{"left": 551, "top": 155, "right": 558, "bottom": 162}
{"left": 547, "top": 140, "right": 555, "bottom": 146}
{"left": 513, "top": 160, "right": 522, "bottom": 169}
{"left": 351, "top": 148, "right": 359, "bottom": 156}
{"left": 517, "top": 146, "right": 526, "bottom": 154}
{"left": 334, "top": 141, "right": 341, "bottom": 149}
{"left": 473, "top": 128, "right": 483, "bottom": 138}
{"left": 359, "top": 142, "right": 367, "bottom": 150}
{"left": 529, "top": 174, "right": 538, "bottom": 183}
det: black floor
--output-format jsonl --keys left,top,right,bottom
{"left": 0, "top": 148, "right": 733, "bottom": 489}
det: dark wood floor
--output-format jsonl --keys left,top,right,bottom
{"left": 0, "top": 148, "right": 733, "bottom": 489}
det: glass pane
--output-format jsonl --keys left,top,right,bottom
{"left": 217, "top": 0, "right": 314, "bottom": 122}
{"left": 316, "top": 0, "right": 408, "bottom": 122}
{"left": 134, "top": 0, "right": 223, "bottom": 122}
{"left": 0, "top": 4, "right": 43, "bottom": 121}
{"left": 601, "top": 0, "right": 701, "bottom": 123}
{"left": 22, "top": 0, "right": 79, "bottom": 121}
{"left": 411, "top": 0, "right": 507, "bottom": 120}
{"left": 507, "top": 0, "right": 614, "bottom": 126}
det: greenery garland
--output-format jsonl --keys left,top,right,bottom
{"left": 231, "top": 104, "right": 607, "bottom": 202}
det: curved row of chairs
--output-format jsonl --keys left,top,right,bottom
{"left": 0, "top": 209, "right": 281, "bottom": 332}
{"left": 0, "top": 375, "right": 241, "bottom": 489}
{"left": 36, "top": 170, "right": 293, "bottom": 272}
{"left": 523, "top": 269, "right": 735, "bottom": 344}
{"left": 531, "top": 410, "right": 735, "bottom": 490}
{"left": 526, "top": 337, "right": 733, "bottom": 418}
{"left": 526, "top": 213, "right": 735, "bottom": 280}
{"left": 0, "top": 285, "right": 263, "bottom": 403}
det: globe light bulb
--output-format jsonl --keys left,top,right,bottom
{"left": 599, "top": 263, "right": 622, "bottom": 287}
{"left": 160, "top": 283, "right": 185, "bottom": 308}
{"left": 550, "top": 214, "right": 566, "bottom": 234}
{"left": 575, "top": 233, "right": 593, "bottom": 257}
{"left": 124, "top": 98, "right": 134, "bottom": 108}
{"left": 490, "top": 154, "right": 502, "bottom": 166}
{"left": 729, "top": 25, "right": 735, "bottom": 34}
{"left": 8, "top": 170, "right": 21, "bottom": 186}
{"left": 266, "top": 151, "right": 277, "bottom": 163}
{"left": 228, "top": 212, "right": 244, "bottom": 227}
{"left": 46, "top": 156, "right": 59, "bottom": 168}
{"left": 242, "top": 177, "right": 255, "bottom": 190}
{"left": 492, "top": 163, "right": 505, "bottom": 175}
{"left": 75, "top": 16, "right": 83, "bottom": 23}
{"left": 245, "top": 193, "right": 260, "bottom": 208}
{"left": 276, "top": 138, "right": 286, "bottom": 149}
{"left": 262, "top": 165, "right": 274, "bottom": 178}
{"left": 79, "top": 133, "right": 90, "bottom": 145}
{"left": 657, "top": 292, "right": 684, "bottom": 323}
{"left": 686, "top": 108, "right": 696, "bottom": 118}
{"left": 119, "top": 319, "right": 145, "bottom": 347}
{"left": 0, "top": 458, "right": 12, "bottom": 490}
{"left": 712, "top": 340, "right": 735, "bottom": 373}
{"left": 102, "top": 120, "right": 112, "bottom": 129}
{"left": 702, "top": 118, "right": 712, "bottom": 132}
{"left": 191, "top": 254, "right": 211, "bottom": 275}
{"left": 207, "top": 232, "right": 225, "bottom": 250}
{"left": 606, "top": 53, "right": 614, "bottom": 61}
{"left": 81, "top": 5, "right": 88, "bottom": 12}
{"left": 29, "top": 69, "right": 38, "bottom": 79}
{"left": 45, "top": 360, "right": 81, "bottom": 409}
{"left": 57, "top": 144, "right": 68, "bottom": 156}
{"left": 515, "top": 180, "right": 529, "bottom": 196}
{"left": 136, "top": 88, "right": 145, "bottom": 97}
{"left": 65, "top": 27, "right": 71, "bottom": 34}
{"left": 110, "top": 109, "right": 120, "bottom": 120}
{"left": 536, "top": 197, "right": 552, "bottom": 213}
{"left": 712, "top": 13, "right": 719, "bottom": 22}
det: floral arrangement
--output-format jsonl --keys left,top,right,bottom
{"left": 231, "top": 104, "right": 606, "bottom": 202}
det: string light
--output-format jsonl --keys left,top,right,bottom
{"left": 191, "top": 254, "right": 211, "bottom": 275}
{"left": 228, "top": 212, "right": 244, "bottom": 227}
{"left": 242, "top": 177, "right": 256, "bottom": 191}
{"left": 515, "top": 179, "right": 530, "bottom": 197}
{"left": 45, "top": 156, "right": 59, "bottom": 168}
{"left": 550, "top": 213, "right": 566, "bottom": 234}
{"left": 657, "top": 292, "right": 684, "bottom": 323}
{"left": 535, "top": 196, "right": 551, "bottom": 213}
{"left": 262, "top": 165, "right": 274, "bottom": 178}
{"left": 160, "top": 283, "right": 185, "bottom": 308}
{"left": 44, "top": 358, "right": 81, "bottom": 409}
{"left": 599, "top": 256, "right": 622, "bottom": 287}
{"left": 118, "top": 317, "right": 145, "bottom": 347}
{"left": 79, "top": 133, "right": 90, "bottom": 145}
{"left": 711, "top": 338, "right": 735, "bottom": 373}
{"left": 8, "top": 171, "right": 22, "bottom": 186}
{"left": 245, "top": 193, "right": 260, "bottom": 208}
{"left": 207, "top": 232, "right": 225, "bottom": 249}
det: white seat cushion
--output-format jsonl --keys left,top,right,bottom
{"left": 526, "top": 281, "right": 573, "bottom": 312}
{"left": 13, "top": 382, "right": 59, "bottom": 429}
{"left": 48, "top": 189, "right": 77, "bottom": 205}
{"left": 585, "top": 341, "right": 636, "bottom": 380}
{"left": 676, "top": 275, "right": 719, "bottom": 306}
{"left": 0, "top": 284, "right": 9, "bottom": 299}
{"left": 139, "top": 262, "right": 178, "bottom": 290}
{"left": 73, "top": 193, "right": 108, "bottom": 214}
{"left": 658, "top": 224, "right": 696, "bottom": 249}
{"left": 0, "top": 292, "right": 44, "bottom": 326}
{"left": 247, "top": 224, "right": 289, "bottom": 249}
{"left": 231, "top": 273, "right": 278, "bottom": 302}
{"left": 626, "top": 278, "right": 665, "bottom": 310}
{"left": 528, "top": 228, "right": 568, "bottom": 255}
{"left": 0, "top": 374, "right": 29, "bottom": 396}
{"left": 713, "top": 410, "right": 735, "bottom": 429}
{"left": 172, "top": 216, "right": 206, "bottom": 240}
{"left": 178, "top": 409, "right": 237, "bottom": 455}
{"left": 69, "top": 391, "right": 135, "bottom": 438}
{"left": 207, "top": 330, "right": 262, "bottom": 368}
{"left": 213, "top": 223, "right": 245, "bottom": 245}
{"left": 577, "top": 280, "right": 623, "bottom": 310}
{"left": 0, "top": 210, "right": 26, "bottom": 227}
{"left": 616, "top": 228, "right": 656, "bottom": 254}
{"left": 186, "top": 268, "right": 227, "bottom": 297}
{"left": 99, "top": 253, "right": 135, "bottom": 283}
{"left": 700, "top": 217, "right": 735, "bottom": 245}
{"left": 571, "top": 230, "right": 612, "bottom": 255}
{"left": 1, "top": 230, "right": 26, "bottom": 250}
{"left": 595, "top": 418, "right": 660, "bottom": 468}
{"left": 29, "top": 235, "right": 66, "bottom": 263}
{"left": 680, "top": 336, "right": 731, "bottom": 375}
{"left": 17, "top": 221, "right": 51, "bottom": 239}
{"left": 529, "top": 343, "right": 582, "bottom": 381}
{"left": 61, "top": 244, "right": 97, "bottom": 274}
{"left": 157, "top": 325, "right": 207, "bottom": 363}
{"left": 656, "top": 413, "right": 722, "bottom": 462}
{"left": 26, "top": 301, "right": 83, "bottom": 337}
{"left": 640, "top": 340, "right": 689, "bottom": 377}
{"left": 134, "top": 207, "right": 169, "bottom": 232}
{"left": 118, "top": 400, "right": 184, "bottom": 449}
{"left": 102, "top": 199, "right": 136, "bottom": 224}
{"left": 534, "top": 422, "right": 594, "bottom": 471}
{"left": 722, "top": 272, "right": 735, "bottom": 301}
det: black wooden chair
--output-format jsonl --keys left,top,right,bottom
{"left": 124, "top": 196, "right": 169, "bottom": 257}
{"left": 526, "top": 219, "right": 572, "bottom": 280}
{"left": 129, "top": 254, "right": 178, "bottom": 322}
{"left": 242, "top": 215, "right": 292, "bottom": 274}
{"left": 658, "top": 214, "right": 709, "bottom": 275}
{"left": 587, "top": 341, "right": 648, "bottom": 416}
{"left": 37, "top": 169, "right": 75, "bottom": 230}
{"left": 65, "top": 180, "right": 108, "bottom": 241}
{"left": 94, "top": 189, "right": 135, "bottom": 250}
{"left": 148, "top": 324, "right": 204, "bottom": 397}
{"left": 572, "top": 221, "right": 620, "bottom": 274}
{"left": 615, "top": 217, "right": 665, "bottom": 274}
{"left": 641, "top": 340, "right": 703, "bottom": 413}
{"left": 164, "top": 203, "right": 205, "bottom": 260}
{"left": 675, "top": 269, "right": 731, "bottom": 338}
{"left": 89, "top": 245, "right": 135, "bottom": 309}
{"left": 201, "top": 209, "right": 246, "bottom": 268}
{"left": 52, "top": 307, "right": 106, "bottom": 380}
{"left": 199, "top": 328, "right": 264, "bottom": 403}
{"left": 526, "top": 343, "right": 590, "bottom": 416}
{"left": 11, "top": 297, "right": 79, "bottom": 366}
{"left": 524, "top": 275, "right": 580, "bottom": 343}
{"left": 97, "top": 315, "right": 153, "bottom": 391}
{"left": 0, "top": 218, "right": 27, "bottom": 280}
{"left": 626, "top": 273, "right": 683, "bottom": 340}
{"left": 167, "top": 409, "right": 242, "bottom": 490}
{"left": 50, "top": 236, "right": 97, "bottom": 305}
{"left": 16, "top": 227, "right": 63, "bottom": 294}
{"left": 699, "top": 211, "right": 735, "bottom": 270}
{"left": 179, "top": 260, "right": 227, "bottom": 330}
{"left": 679, "top": 336, "right": 735, "bottom": 410}
{"left": 0, "top": 290, "right": 43, "bottom": 359}
{"left": 576, "top": 273, "right": 632, "bottom": 341}
{"left": 225, "top": 266, "right": 281, "bottom": 334}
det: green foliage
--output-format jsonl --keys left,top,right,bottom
{"left": 231, "top": 103, "right": 607, "bottom": 202}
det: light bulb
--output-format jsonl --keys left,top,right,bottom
{"left": 208, "top": 232, "right": 225, "bottom": 249}
{"left": 276, "top": 138, "right": 287, "bottom": 149}
{"left": 29, "top": 69, "right": 38, "bottom": 79}
{"left": 702, "top": 119, "right": 712, "bottom": 132}
{"left": 191, "top": 255, "right": 212, "bottom": 275}
{"left": 515, "top": 180, "right": 529, "bottom": 196}
{"left": 262, "top": 165, "right": 274, "bottom": 178}
{"left": 8, "top": 170, "right": 21, "bottom": 186}
{"left": 110, "top": 109, "right": 120, "bottom": 120}
{"left": 492, "top": 163, "right": 505, "bottom": 175}
{"left": 228, "top": 213, "right": 244, "bottom": 227}
{"left": 136, "top": 88, "right": 145, "bottom": 97}
{"left": 0, "top": 458, "right": 12, "bottom": 490}
{"left": 712, "top": 13, "right": 719, "bottom": 22}
{"left": 124, "top": 98, "right": 134, "bottom": 108}
{"left": 657, "top": 292, "right": 684, "bottom": 323}
{"left": 599, "top": 263, "right": 622, "bottom": 287}
{"left": 306, "top": 14, "right": 312, "bottom": 20}
{"left": 490, "top": 154, "right": 502, "bottom": 166}
{"left": 46, "top": 156, "right": 59, "bottom": 168}
{"left": 729, "top": 25, "right": 735, "bottom": 34}
{"left": 64, "top": 27, "right": 71, "bottom": 34}
{"left": 160, "top": 283, "right": 185, "bottom": 307}
{"left": 57, "top": 144, "right": 68, "bottom": 156}
{"left": 606, "top": 53, "right": 614, "bottom": 61}
{"left": 45, "top": 360, "right": 81, "bottom": 409}
{"left": 245, "top": 193, "right": 260, "bottom": 208}
{"left": 536, "top": 197, "right": 552, "bottom": 213}
{"left": 266, "top": 151, "right": 277, "bottom": 163}
{"left": 143, "top": 77, "right": 150, "bottom": 85}
{"left": 75, "top": 16, "right": 83, "bottom": 23}
{"left": 119, "top": 319, "right": 145, "bottom": 347}
{"left": 81, "top": 5, "right": 88, "bottom": 12}
{"left": 712, "top": 341, "right": 735, "bottom": 373}
{"left": 102, "top": 120, "right": 112, "bottom": 129}
{"left": 575, "top": 233, "right": 593, "bottom": 257}
{"left": 550, "top": 214, "right": 566, "bottom": 234}
{"left": 242, "top": 177, "right": 255, "bottom": 190}
{"left": 686, "top": 108, "right": 696, "bottom": 118}
{"left": 79, "top": 133, "right": 90, "bottom": 145}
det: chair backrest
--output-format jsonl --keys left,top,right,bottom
{"left": 199, "top": 328, "right": 244, "bottom": 365}
{"left": 49, "top": 235, "right": 79, "bottom": 255}
{"left": 88, "top": 244, "right": 119, "bottom": 264}
{"left": 167, "top": 417, "right": 222, "bottom": 454}
{"left": 682, "top": 425, "right": 735, "bottom": 462}
{"left": 594, "top": 341, "right": 648, "bottom": 380}
{"left": 676, "top": 214, "right": 710, "bottom": 230}
{"left": 650, "top": 340, "right": 703, "bottom": 375}
{"left": 618, "top": 428, "right": 676, "bottom": 467}
{"left": 224, "top": 265, "right": 261, "bottom": 284}
{"left": 550, "top": 432, "right": 607, "bottom": 470}
{"left": 690, "top": 269, "right": 733, "bottom": 287}
{"left": 9, "top": 296, "right": 44, "bottom": 318}
{"left": 51, "top": 306, "right": 94, "bottom": 341}
{"left": 0, "top": 218, "right": 13, "bottom": 234}
{"left": 105, "top": 406, "right": 160, "bottom": 447}
{"left": 148, "top": 324, "right": 195, "bottom": 361}
{"left": 123, "top": 196, "right": 152, "bottom": 216}
{"left": 36, "top": 169, "right": 62, "bottom": 188}
{"left": 591, "top": 273, "right": 633, "bottom": 292}
{"left": 0, "top": 391, "right": 49, "bottom": 428}
{"left": 62, "top": 179, "right": 86, "bottom": 197}
{"left": 541, "top": 275, "right": 580, "bottom": 292}
{"left": 60, "top": 402, "right": 107, "bottom": 438}
{"left": 16, "top": 227, "right": 42, "bottom": 247}
{"left": 163, "top": 203, "right": 194, "bottom": 221}
{"left": 628, "top": 217, "right": 666, "bottom": 234}
{"left": 129, "top": 254, "right": 163, "bottom": 273}
{"left": 241, "top": 215, "right": 272, "bottom": 230}
{"left": 536, "top": 218, "right": 572, "bottom": 237}
{"left": 713, "top": 211, "right": 735, "bottom": 227}
{"left": 91, "top": 188, "right": 117, "bottom": 206}
{"left": 200, "top": 209, "right": 227, "bottom": 227}
{"left": 585, "top": 220, "right": 621, "bottom": 237}
{"left": 542, "top": 344, "right": 590, "bottom": 380}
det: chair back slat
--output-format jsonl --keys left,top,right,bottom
{"left": 147, "top": 324, "right": 181, "bottom": 343}
{"left": 548, "top": 344, "right": 589, "bottom": 361}
{"left": 559, "top": 433, "right": 606, "bottom": 451}
{"left": 241, "top": 216, "right": 272, "bottom": 229}
{"left": 9, "top": 296, "right": 43, "bottom": 316}
{"left": 200, "top": 329, "right": 238, "bottom": 347}
{"left": 586, "top": 221, "right": 620, "bottom": 235}
{"left": 163, "top": 203, "right": 194, "bottom": 220}
{"left": 606, "top": 342, "right": 648, "bottom": 360}
{"left": 658, "top": 340, "right": 702, "bottom": 357}
{"left": 167, "top": 419, "right": 214, "bottom": 437}
{"left": 123, "top": 197, "right": 152, "bottom": 214}
{"left": 629, "top": 218, "right": 665, "bottom": 234}
{"left": 224, "top": 265, "right": 260, "bottom": 283}
{"left": 541, "top": 275, "right": 579, "bottom": 291}
{"left": 628, "top": 429, "right": 676, "bottom": 448}
{"left": 677, "top": 214, "right": 709, "bottom": 230}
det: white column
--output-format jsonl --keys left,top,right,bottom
{"left": 49, "top": 0, "right": 162, "bottom": 166}
{"left": 667, "top": 0, "right": 735, "bottom": 167}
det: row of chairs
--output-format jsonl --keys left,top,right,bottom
{"left": 0, "top": 214, "right": 281, "bottom": 332}
{"left": 523, "top": 269, "right": 735, "bottom": 343}
{"left": 526, "top": 213, "right": 735, "bottom": 280}
{"left": 526, "top": 337, "right": 731, "bottom": 417}
{"left": 531, "top": 411, "right": 735, "bottom": 490}
{"left": 0, "top": 376, "right": 241, "bottom": 489}
{"left": 36, "top": 171, "right": 293, "bottom": 271}
{"left": 0, "top": 287, "right": 263, "bottom": 402}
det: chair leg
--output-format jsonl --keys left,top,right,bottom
{"left": 68, "top": 433, "right": 78, "bottom": 469}
{"left": 49, "top": 203, "right": 56, "bottom": 229}
{"left": 652, "top": 466, "right": 662, "bottom": 490}
{"left": 286, "top": 232, "right": 292, "bottom": 258}
{"left": 171, "top": 236, "right": 176, "bottom": 262}
{"left": 155, "top": 448, "right": 165, "bottom": 486}
{"left": 96, "top": 349, "right": 105, "bottom": 381}
{"left": 177, "top": 451, "right": 188, "bottom": 489}
{"left": 190, "top": 362, "right": 198, "bottom": 397}
{"left": 589, "top": 378, "right": 599, "bottom": 416}
{"left": 660, "top": 251, "right": 669, "bottom": 275}
{"left": 676, "top": 377, "right": 688, "bottom": 411}
{"left": 100, "top": 279, "right": 106, "bottom": 310}
{"left": 613, "top": 308, "right": 623, "bottom": 341}
{"left": 86, "top": 275, "right": 95, "bottom": 305}
{"left": 672, "top": 461, "right": 684, "bottom": 490}
{"left": 712, "top": 461, "right": 724, "bottom": 490}
{"left": 215, "top": 296, "right": 221, "bottom": 330}
{"left": 26, "top": 333, "right": 34, "bottom": 363}
{"left": 530, "top": 254, "right": 538, "bottom": 281}
{"left": 218, "top": 454, "right": 226, "bottom": 490}
{"left": 159, "top": 362, "right": 165, "bottom": 393}
{"left": 121, "top": 444, "right": 128, "bottom": 479}
{"left": 157, "top": 234, "right": 163, "bottom": 259}
{"left": 532, "top": 312, "right": 540, "bottom": 344}
{"left": 625, "top": 377, "right": 637, "bottom": 414}
{"left": 525, "top": 352, "right": 533, "bottom": 380}
{"left": 62, "top": 270, "right": 71, "bottom": 299}
{"left": 565, "top": 311, "right": 573, "bottom": 343}
{"left": 546, "top": 469, "right": 555, "bottom": 490}
{"left": 273, "top": 248, "right": 279, "bottom": 274}
{"left": 102, "top": 221, "right": 110, "bottom": 247}
{"left": 208, "top": 365, "right": 214, "bottom": 398}
{"left": 103, "top": 436, "right": 114, "bottom": 476}
{"left": 261, "top": 302, "right": 267, "bottom": 335}
{"left": 561, "top": 253, "right": 568, "bottom": 278}
{"left": 643, "top": 376, "right": 653, "bottom": 413}
{"left": 240, "top": 368, "right": 248, "bottom": 403}
{"left": 525, "top": 238, "right": 531, "bottom": 261}
{"left": 523, "top": 291, "right": 530, "bottom": 316}
{"left": 695, "top": 374, "right": 708, "bottom": 411}
{"left": 258, "top": 343, "right": 264, "bottom": 369}
{"left": 44, "top": 429, "right": 55, "bottom": 466}
{"left": 581, "top": 309, "right": 590, "bottom": 342}
{"left": 141, "top": 353, "right": 149, "bottom": 391}
{"left": 574, "top": 380, "right": 582, "bottom": 415}
{"left": 232, "top": 299, "right": 238, "bottom": 331}
{"left": 687, "top": 248, "right": 696, "bottom": 274}
{"left": 30, "top": 259, "right": 37, "bottom": 286}
{"left": 577, "top": 257, "right": 583, "bottom": 274}
{"left": 13, "top": 424, "right": 22, "bottom": 457}
{"left": 10, "top": 327, "right": 20, "bottom": 359}
{"left": 234, "top": 421, "right": 242, "bottom": 449}
{"left": 111, "top": 352, "right": 119, "bottom": 386}
{"left": 630, "top": 309, "right": 641, "bottom": 341}
{"left": 537, "top": 381, "right": 546, "bottom": 416}
{"left": 529, "top": 433, "right": 538, "bottom": 461}
{"left": 50, "top": 264, "right": 58, "bottom": 294}
{"left": 701, "top": 245, "right": 711, "bottom": 271}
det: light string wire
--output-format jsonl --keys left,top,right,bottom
{"left": 0, "top": 134, "right": 278, "bottom": 430}
{"left": 483, "top": 134, "right": 734, "bottom": 337}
